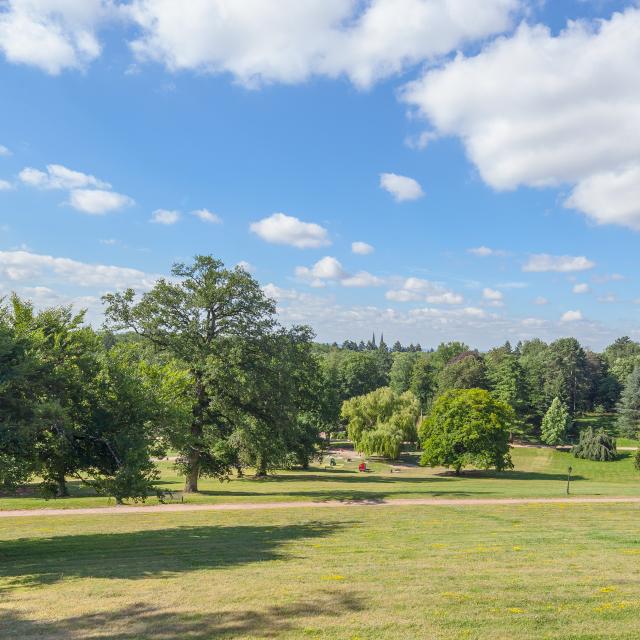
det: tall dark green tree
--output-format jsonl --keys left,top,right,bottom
{"left": 437, "top": 351, "right": 487, "bottom": 394}
{"left": 485, "top": 343, "right": 526, "bottom": 422}
{"left": 616, "top": 365, "right": 640, "bottom": 438}
{"left": 206, "top": 325, "right": 322, "bottom": 476}
{"left": 389, "top": 352, "right": 419, "bottom": 395}
{"left": 103, "top": 256, "right": 276, "bottom": 492}
{"left": 603, "top": 337, "right": 640, "bottom": 387}
{"left": 543, "top": 338, "right": 590, "bottom": 414}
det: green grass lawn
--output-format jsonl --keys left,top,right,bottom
{"left": 2, "top": 446, "right": 638, "bottom": 511}
{"left": 2, "top": 503, "right": 640, "bottom": 639}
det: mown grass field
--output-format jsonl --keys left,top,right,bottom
{"left": 2, "top": 502, "right": 640, "bottom": 639}
{"left": 2, "top": 445, "right": 639, "bottom": 511}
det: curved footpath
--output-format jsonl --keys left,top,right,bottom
{"left": 1, "top": 495, "right": 640, "bottom": 518}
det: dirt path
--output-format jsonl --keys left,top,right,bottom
{"left": 1, "top": 496, "right": 639, "bottom": 519}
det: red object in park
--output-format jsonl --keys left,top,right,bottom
{"left": 358, "top": 462, "right": 366, "bottom": 472}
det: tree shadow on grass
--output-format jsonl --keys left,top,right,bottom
{"left": 194, "top": 488, "right": 494, "bottom": 503}
{"left": 246, "top": 473, "right": 450, "bottom": 484}
{"left": 0, "top": 592, "right": 365, "bottom": 640}
{"left": 0, "top": 521, "right": 350, "bottom": 592}
{"left": 434, "top": 470, "right": 585, "bottom": 481}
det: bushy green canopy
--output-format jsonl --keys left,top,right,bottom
{"left": 572, "top": 428, "right": 617, "bottom": 462}
{"left": 540, "top": 397, "right": 570, "bottom": 445}
{"left": 419, "top": 388, "right": 514, "bottom": 474}
{"left": 340, "top": 387, "right": 420, "bottom": 459}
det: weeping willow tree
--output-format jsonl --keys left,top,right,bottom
{"left": 340, "top": 387, "right": 420, "bottom": 459}
{"left": 572, "top": 428, "right": 617, "bottom": 461}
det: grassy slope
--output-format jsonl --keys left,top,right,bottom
{"left": 2, "top": 503, "right": 640, "bottom": 639}
{"left": 2, "top": 446, "right": 639, "bottom": 511}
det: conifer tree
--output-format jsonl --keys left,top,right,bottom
{"left": 540, "top": 397, "right": 570, "bottom": 445}
{"left": 616, "top": 365, "right": 640, "bottom": 438}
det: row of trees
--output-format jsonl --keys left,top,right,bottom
{"left": 317, "top": 335, "right": 640, "bottom": 440}
{"left": 1, "top": 256, "right": 329, "bottom": 501}
{"left": 3, "top": 253, "right": 640, "bottom": 499}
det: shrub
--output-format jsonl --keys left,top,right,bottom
{"left": 572, "top": 428, "right": 617, "bottom": 461}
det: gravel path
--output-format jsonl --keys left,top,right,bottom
{"left": 1, "top": 495, "right": 639, "bottom": 518}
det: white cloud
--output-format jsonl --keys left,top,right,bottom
{"left": 0, "top": 145, "right": 10, "bottom": 156}
{"left": 341, "top": 271, "right": 385, "bottom": 288}
{"left": 127, "top": 0, "right": 519, "bottom": 89}
{"left": 295, "top": 257, "right": 386, "bottom": 289}
{"left": 565, "top": 164, "right": 640, "bottom": 230}
{"left": 482, "top": 287, "right": 503, "bottom": 303}
{"left": 593, "top": 273, "right": 624, "bottom": 284}
{"left": 0, "top": 250, "right": 159, "bottom": 290}
{"left": 0, "top": 0, "right": 110, "bottom": 74}
{"left": 386, "top": 277, "right": 463, "bottom": 304}
{"left": 523, "top": 254, "right": 595, "bottom": 273}
{"left": 425, "top": 291, "right": 464, "bottom": 304}
{"left": 0, "top": 179, "right": 13, "bottom": 191}
{"left": 521, "top": 317, "right": 546, "bottom": 328}
{"left": 236, "top": 260, "right": 255, "bottom": 273}
{"left": 534, "top": 296, "right": 548, "bottom": 305}
{"left": 192, "top": 208, "right": 222, "bottom": 224}
{"left": 296, "top": 256, "right": 345, "bottom": 282}
{"left": 150, "top": 208, "right": 180, "bottom": 225}
{"left": 560, "top": 310, "right": 583, "bottom": 323}
{"left": 69, "top": 189, "right": 133, "bottom": 215}
{"left": 351, "top": 241, "right": 374, "bottom": 255}
{"left": 379, "top": 172, "right": 424, "bottom": 202}
{"left": 19, "top": 163, "right": 133, "bottom": 215}
{"left": 19, "top": 164, "right": 110, "bottom": 190}
{"left": 263, "top": 283, "right": 301, "bottom": 301}
{"left": 402, "top": 9, "right": 640, "bottom": 230}
{"left": 250, "top": 212, "right": 330, "bottom": 249}
{"left": 597, "top": 293, "right": 617, "bottom": 304}
{"left": 468, "top": 246, "right": 507, "bottom": 257}
{"left": 572, "top": 283, "right": 590, "bottom": 294}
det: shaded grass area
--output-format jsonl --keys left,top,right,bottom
{"left": 2, "top": 504, "right": 640, "bottom": 639}
{"left": 2, "top": 447, "right": 638, "bottom": 511}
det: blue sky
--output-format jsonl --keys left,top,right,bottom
{"left": 1, "top": 0, "right": 639, "bottom": 349}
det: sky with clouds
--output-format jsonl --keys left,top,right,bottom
{"left": 1, "top": 0, "right": 639, "bottom": 349}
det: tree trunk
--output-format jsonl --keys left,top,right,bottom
{"left": 55, "top": 471, "right": 68, "bottom": 498}
{"left": 184, "top": 449, "right": 200, "bottom": 493}
{"left": 255, "top": 455, "right": 267, "bottom": 478}
{"left": 184, "top": 372, "right": 206, "bottom": 493}
{"left": 454, "top": 465, "right": 462, "bottom": 476}
{"left": 235, "top": 464, "right": 244, "bottom": 478}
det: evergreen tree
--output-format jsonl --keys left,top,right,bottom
{"left": 391, "top": 340, "right": 403, "bottom": 353}
{"left": 540, "top": 397, "right": 570, "bottom": 445}
{"left": 389, "top": 352, "right": 419, "bottom": 394}
{"left": 572, "top": 428, "right": 617, "bottom": 461}
{"left": 616, "top": 365, "right": 640, "bottom": 438}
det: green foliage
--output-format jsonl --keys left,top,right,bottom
{"left": 429, "top": 342, "right": 469, "bottom": 373}
{"left": 419, "top": 388, "right": 514, "bottom": 474}
{"left": 485, "top": 343, "right": 526, "bottom": 421}
{"left": 409, "top": 353, "right": 436, "bottom": 411}
{"left": 634, "top": 449, "right": 640, "bottom": 472}
{"left": 543, "top": 338, "right": 590, "bottom": 414}
{"left": 603, "top": 336, "right": 640, "bottom": 387}
{"left": 436, "top": 351, "right": 487, "bottom": 394}
{"left": 340, "top": 387, "right": 420, "bottom": 459}
{"left": 540, "top": 397, "right": 570, "bottom": 445}
{"left": 616, "top": 365, "right": 640, "bottom": 438}
{"left": 389, "top": 352, "right": 419, "bottom": 394}
{"left": 572, "top": 428, "right": 617, "bottom": 462}
{"left": 103, "top": 255, "right": 277, "bottom": 490}
{"left": 206, "top": 325, "right": 323, "bottom": 475}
